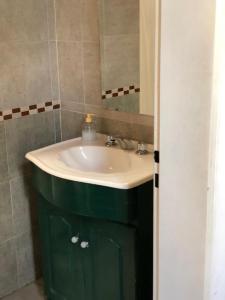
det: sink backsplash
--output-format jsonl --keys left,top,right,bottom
{"left": 60, "top": 110, "right": 154, "bottom": 144}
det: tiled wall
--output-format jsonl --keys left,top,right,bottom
{"left": 0, "top": 0, "right": 60, "bottom": 298}
{"left": 100, "top": 0, "right": 139, "bottom": 89}
{"left": 56, "top": 0, "right": 102, "bottom": 108}
{"left": 58, "top": 0, "right": 154, "bottom": 143}
{"left": 61, "top": 110, "right": 154, "bottom": 144}
{"left": 0, "top": 1, "right": 153, "bottom": 298}
{"left": 100, "top": 0, "right": 140, "bottom": 113}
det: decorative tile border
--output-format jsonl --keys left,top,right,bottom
{"left": 102, "top": 85, "right": 140, "bottom": 100}
{"left": 0, "top": 100, "right": 60, "bottom": 122}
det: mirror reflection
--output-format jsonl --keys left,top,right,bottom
{"left": 99, "top": 0, "right": 155, "bottom": 116}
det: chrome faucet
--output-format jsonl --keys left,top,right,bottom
{"left": 105, "top": 136, "right": 134, "bottom": 150}
{"left": 136, "top": 142, "right": 150, "bottom": 155}
{"left": 105, "top": 136, "right": 117, "bottom": 147}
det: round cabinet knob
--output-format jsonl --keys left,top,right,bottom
{"left": 71, "top": 236, "right": 79, "bottom": 244}
{"left": 80, "top": 241, "right": 89, "bottom": 249}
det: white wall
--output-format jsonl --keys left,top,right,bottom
{"left": 204, "top": 1, "right": 225, "bottom": 299}
{"left": 157, "top": 1, "right": 216, "bottom": 299}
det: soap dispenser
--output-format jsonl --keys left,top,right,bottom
{"left": 82, "top": 114, "right": 97, "bottom": 142}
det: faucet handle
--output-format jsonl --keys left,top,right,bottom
{"left": 105, "top": 135, "right": 117, "bottom": 147}
{"left": 136, "top": 142, "right": 149, "bottom": 155}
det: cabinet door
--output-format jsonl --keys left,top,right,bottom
{"left": 82, "top": 220, "right": 136, "bottom": 300}
{"left": 38, "top": 198, "right": 85, "bottom": 300}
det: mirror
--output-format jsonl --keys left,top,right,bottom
{"left": 99, "top": 0, "right": 155, "bottom": 116}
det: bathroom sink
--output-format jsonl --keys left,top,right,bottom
{"left": 60, "top": 145, "right": 131, "bottom": 173}
{"left": 26, "top": 134, "right": 154, "bottom": 189}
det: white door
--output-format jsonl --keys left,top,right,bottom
{"left": 154, "top": 1, "right": 216, "bottom": 299}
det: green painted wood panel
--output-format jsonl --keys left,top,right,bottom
{"left": 82, "top": 219, "right": 136, "bottom": 300}
{"left": 38, "top": 197, "right": 85, "bottom": 300}
{"left": 33, "top": 166, "right": 137, "bottom": 224}
{"left": 32, "top": 165, "right": 153, "bottom": 300}
{"left": 38, "top": 197, "right": 137, "bottom": 300}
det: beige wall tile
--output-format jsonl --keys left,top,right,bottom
{"left": 61, "top": 110, "right": 84, "bottom": 140}
{"left": 82, "top": 0, "right": 100, "bottom": 41}
{"left": 16, "top": 232, "right": 41, "bottom": 289}
{"left": 61, "top": 110, "right": 153, "bottom": 143}
{"left": 0, "top": 123, "right": 8, "bottom": 183}
{"left": 83, "top": 42, "right": 102, "bottom": 105}
{"left": 131, "top": 122, "right": 154, "bottom": 144}
{"left": 10, "top": 176, "right": 38, "bottom": 236}
{"left": 61, "top": 101, "right": 153, "bottom": 128}
{"left": 53, "top": 110, "right": 62, "bottom": 143}
{"left": 55, "top": 0, "right": 82, "bottom": 41}
{"left": 103, "top": 34, "right": 139, "bottom": 90}
{"left": 84, "top": 104, "right": 104, "bottom": 115}
{"left": 0, "top": 41, "right": 52, "bottom": 109}
{"left": 0, "top": 182, "right": 13, "bottom": 243}
{"left": 102, "top": 0, "right": 139, "bottom": 36}
{"left": 3, "top": 281, "right": 44, "bottom": 300}
{"left": 0, "top": 240, "right": 18, "bottom": 298}
{"left": 0, "top": 96, "right": 3, "bottom": 109}
{"left": 57, "top": 0, "right": 150, "bottom": 130}
{"left": 0, "top": 1, "right": 60, "bottom": 298}
{"left": 58, "top": 42, "right": 84, "bottom": 103}
{"left": 5, "top": 112, "right": 55, "bottom": 179}
{"left": 49, "top": 41, "right": 60, "bottom": 100}
{"left": 101, "top": 117, "right": 153, "bottom": 143}
{"left": 103, "top": 94, "right": 139, "bottom": 113}
{"left": 129, "top": 112, "right": 154, "bottom": 127}
{"left": 0, "top": 0, "right": 48, "bottom": 42}
{"left": 55, "top": 0, "right": 100, "bottom": 42}
{"left": 61, "top": 101, "right": 85, "bottom": 113}
{"left": 47, "top": 0, "right": 56, "bottom": 41}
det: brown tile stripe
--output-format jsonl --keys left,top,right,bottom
{"left": 38, "top": 107, "right": 45, "bottom": 113}
{"left": 3, "top": 114, "right": 13, "bottom": 120}
{"left": 53, "top": 104, "right": 60, "bottom": 109}
{"left": 12, "top": 108, "right": 21, "bottom": 113}
{"left": 102, "top": 85, "right": 140, "bottom": 100}
{"left": 29, "top": 104, "right": 37, "bottom": 110}
{"left": 21, "top": 111, "right": 30, "bottom": 116}
{"left": 0, "top": 100, "right": 60, "bottom": 122}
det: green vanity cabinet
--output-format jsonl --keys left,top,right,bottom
{"left": 38, "top": 199, "right": 85, "bottom": 300}
{"left": 33, "top": 166, "right": 153, "bottom": 300}
{"left": 81, "top": 219, "right": 136, "bottom": 300}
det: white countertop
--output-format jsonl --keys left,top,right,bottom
{"left": 26, "top": 134, "right": 154, "bottom": 189}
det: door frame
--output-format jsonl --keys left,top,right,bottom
{"left": 153, "top": 1, "right": 161, "bottom": 300}
{"left": 204, "top": 1, "right": 225, "bottom": 298}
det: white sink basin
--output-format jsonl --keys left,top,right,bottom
{"left": 60, "top": 146, "right": 131, "bottom": 174}
{"left": 26, "top": 134, "right": 154, "bottom": 189}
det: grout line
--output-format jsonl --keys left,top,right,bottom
{"left": 59, "top": 105, "right": 63, "bottom": 141}
{"left": 46, "top": 0, "right": 58, "bottom": 144}
{"left": 4, "top": 132, "right": 20, "bottom": 290}
{"left": 103, "top": 33, "right": 139, "bottom": 38}
{"left": 81, "top": 43, "right": 86, "bottom": 106}
{"left": 9, "top": 179, "right": 20, "bottom": 289}
{"left": 53, "top": 0, "right": 61, "bottom": 103}
{"left": 2, "top": 123, "right": 16, "bottom": 277}
{"left": 46, "top": 0, "right": 54, "bottom": 102}
{"left": 0, "top": 229, "right": 33, "bottom": 249}
{"left": 52, "top": 0, "right": 63, "bottom": 141}
{"left": 81, "top": 1, "right": 86, "bottom": 106}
